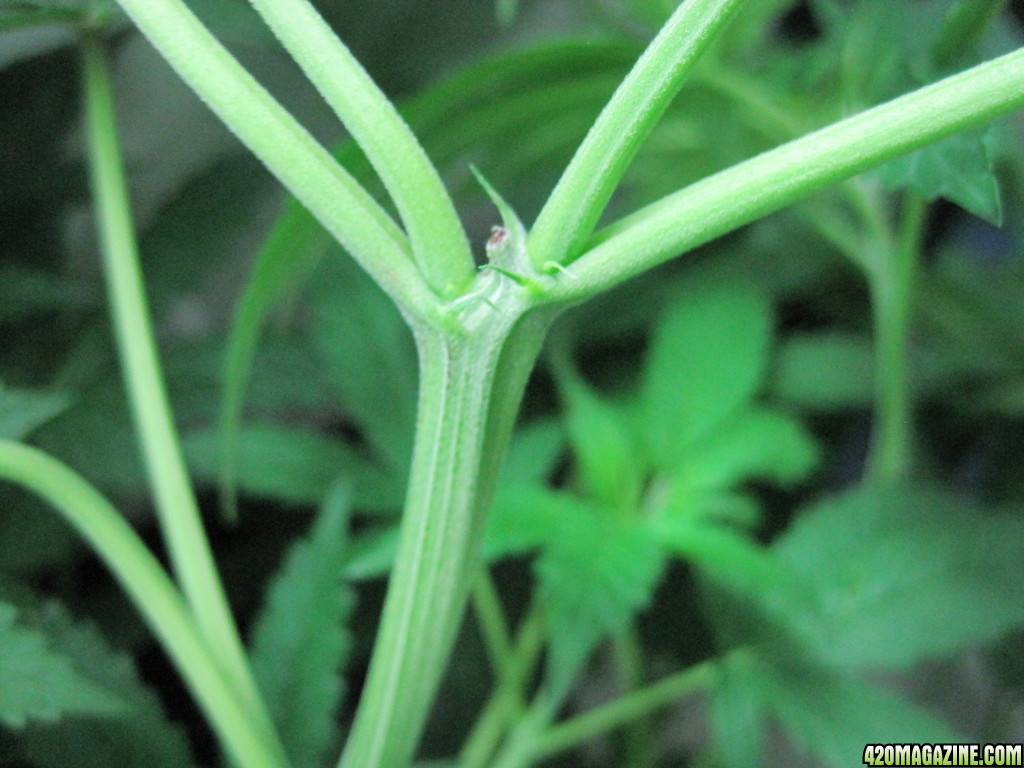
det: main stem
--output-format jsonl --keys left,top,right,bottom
{"left": 338, "top": 293, "right": 553, "bottom": 768}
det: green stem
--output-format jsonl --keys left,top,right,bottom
{"left": 81, "top": 32, "right": 273, "bottom": 734}
{"left": 613, "top": 630, "right": 654, "bottom": 768}
{"left": 245, "top": 0, "right": 475, "bottom": 299}
{"left": 487, "top": 693, "right": 560, "bottom": 768}
{"left": 547, "top": 46, "right": 1024, "bottom": 304}
{"left": 337, "top": 277, "right": 558, "bottom": 768}
{"left": 866, "top": 194, "right": 927, "bottom": 486}
{"left": 0, "top": 441, "right": 289, "bottom": 768}
{"left": 459, "top": 601, "right": 546, "bottom": 768}
{"left": 472, "top": 568, "right": 514, "bottom": 675}
{"left": 110, "top": 0, "right": 435, "bottom": 314}
{"left": 534, "top": 659, "right": 717, "bottom": 761}
{"left": 527, "top": 0, "right": 749, "bottom": 267}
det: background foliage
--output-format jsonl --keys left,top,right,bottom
{"left": 2, "top": 1, "right": 1024, "bottom": 766}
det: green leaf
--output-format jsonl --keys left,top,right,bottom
{"left": 14, "top": 601, "right": 197, "bottom": 768}
{"left": 0, "top": 385, "right": 70, "bottom": 440}
{"left": 878, "top": 126, "right": 1002, "bottom": 224}
{"left": 556, "top": 363, "right": 643, "bottom": 513}
{"left": 708, "top": 651, "right": 765, "bottom": 768}
{"left": 718, "top": 652, "right": 959, "bottom": 768}
{"left": 672, "top": 408, "right": 818, "bottom": 492}
{"left": 0, "top": 603, "right": 123, "bottom": 728}
{"left": 768, "top": 332, "right": 875, "bottom": 410}
{"left": 774, "top": 485, "right": 1024, "bottom": 670}
{"left": 641, "top": 279, "right": 771, "bottom": 469}
{"left": 185, "top": 424, "right": 403, "bottom": 513}
{"left": 344, "top": 524, "right": 400, "bottom": 581}
{"left": 500, "top": 419, "right": 563, "bottom": 484}
{"left": 308, "top": 254, "right": 418, "bottom": 471}
{"left": 485, "top": 482, "right": 583, "bottom": 561}
{"left": 250, "top": 483, "right": 355, "bottom": 768}
{"left": 535, "top": 504, "right": 663, "bottom": 696}
{"left": 654, "top": 520, "right": 811, "bottom": 643}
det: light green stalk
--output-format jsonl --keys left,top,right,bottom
{"left": 245, "top": 0, "right": 475, "bottom": 299}
{"left": 528, "top": 0, "right": 750, "bottom": 267}
{"left": 82, "top": 33, "right": 273, "bottom": 735}
{"left": 546, "top": 46, "right": 1024, "bottom": 304}
{"left": 109, "top": 0, "right": 437, "bottom": 314}
{"left": 0, "top": 441, "right": 288, "bottom": 768}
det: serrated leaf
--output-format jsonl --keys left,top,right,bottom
{"left": 673, "top": 408, "right": 818, "bottom": 492}
{"left": 0, "top": 603, "right": 123, "bottom": 728}
{"left": 641, "top": 279, "right": 771, "bottom": 469}
{"left": 0, "top": 385, "right": 70, "bottom": 440}
{"left": 250, "top": 484, "right": 354, "bottom": 768}
{"left": 774, "top": 485, "right": 1024, "bottom": 670}
{"left": 556, "top": 364, "right": 643, "bottom": 513}
{"left": 185, "top": 424, "right": 403, "bottom": 513}
{"left": 535, "top": 506, "right": 663, "bottom": 696}
{"left": 878, "top": 126, "right": 1002, "bottom": 224}
{"left": 15, "top": 601, "right": 197, "bottom": 768}
{"left": 308, "top": 255, "right": 417, "bottom": 471}
{"left": 769, "top": 332, "right": 875, "bottom": 409}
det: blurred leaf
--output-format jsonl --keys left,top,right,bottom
{"left": 878, "top": 126, "right": 1002, "bottom": 224}
{"left": 32, "top": 379, "right": 143, "bottom": 496}
{"left": 673, "top": 408, "right": 818, "bottom": 491}
{"left": 655, "top": 521, "right": 811, "bottom": 648}
{"left": 774, "top": 485, "right": 1024, "bottom": 670}
{"left": 556, "top": 363, "right": 643, "bottom": 512}
{"left": 308, "top": 255, "right": 417, "bottom": 471}
{"left": 0, "top": 602, "right": 123, "bottom": 728}
{"left": 708, "top": 651, "right": 766, "bottom": 768}
{"left": 15, "top": 601, "right": 197, "bottom": 768}
{"left": 185, "top": 424, "right": 403, "bottom": 513}
{"left": 140, "top": 157, "right": 274, "bottom": 316}
{"left": 715, "top": 651, "right": 959, "bottom": 768}
{"left": 344, "top": 524, "right": 400, "bottom": 581}
{"left": 250, "top": 484, "right": 354, "bottom": 768}
{"left": 641, "top": 279, "right": 771, "bottom": 468}
{"left": 500, "top": 418, "right": 563, "bottom": 484}
{"left": 536, "top": 504, "right": 663, "bottom": 696}
{"left": 0, "top": 385, "right": 70, "bottom": 440}
{"left": 485, "top": 482, "right": 583, "bottom": 561}
{"left": 810, "top": 0, "right": 927, "bottom": 104}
